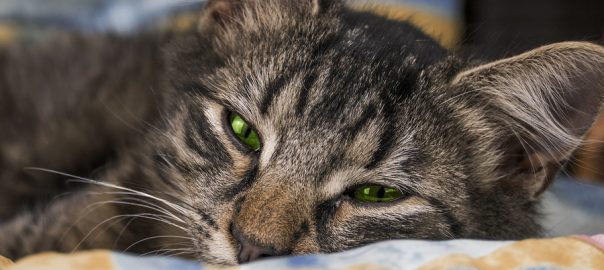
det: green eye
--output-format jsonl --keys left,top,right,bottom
{"left": 353, "top": 185, "right": 404, "bottom": 203}
{"left": 229, "top": 113, "right": 261, "bottom": 151}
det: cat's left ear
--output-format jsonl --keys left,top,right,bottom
{"left": 198, "top": 0, "right": 342, "bottom": 34}
{"left": 197, "top": 0, "right": 243, "bottom": 34}
{"left": 452, "top": 42, "right": 604, "bottom": 198}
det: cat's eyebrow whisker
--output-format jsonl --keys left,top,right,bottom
{"left": 124, "top": 235, "right": 196, "bottom": 253}
{"left": 24, "top": 167, "right": 192, "bottom": 216}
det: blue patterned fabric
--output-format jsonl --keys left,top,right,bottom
{"left": 110, "top": 239, "right": 510, "bottom": 270}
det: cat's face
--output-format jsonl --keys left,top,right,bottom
{"left": 149, "top": 0, "right": 604, "bottom": 265}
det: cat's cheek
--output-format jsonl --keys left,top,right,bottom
{"left": 206, "top": 231, "right": 239, "bottom": 265}
{"left": 290, "top": 228, "right": 321, "bottom": 255}
{"left": 334, "top": 196, "right": 430, "bottom": 223}
{"left": 191, "top": 218, "right": 240, "bottom": 265}
{"left": 316, "top": 197, "right": 435, "bottom": 250}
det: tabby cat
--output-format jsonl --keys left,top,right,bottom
{"left": 0, "top": 0, "right": 603, "bottom": 265}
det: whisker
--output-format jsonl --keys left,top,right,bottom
{"left": 142, "top": 248, "right": 197, "bottom": 257}
{"left": 124, "top": 235, "right": 196, "bottom": 252}
{"left": 159, "top": 250, "right": 198, "bottom": 258}
{"left": 85, "top": 196, "right": 185, "bottom": 223}
{"left": 113, "top": 216, "right": 139, "bottom": 249}
{"left": 24, "top": 167, "right": 192, "bottom": 215}
{"left": 72, "top": 213, "right": 189, "bottom": 252}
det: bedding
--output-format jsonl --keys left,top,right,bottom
{"left": 2, "top": 235, "right": 604, "bottom": 270}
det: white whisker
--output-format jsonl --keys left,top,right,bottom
{"left": 24, "top": 167, "right": 192, "bottom": 216}
{"left": 124, "top": 235, "right": 195, "bottom": 252}
{"left": 72, "top": 213, "right": 189, "bottom": 252}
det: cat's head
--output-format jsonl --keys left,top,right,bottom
{"left": 150, "top": 0, "right": 604, "bottom": 265}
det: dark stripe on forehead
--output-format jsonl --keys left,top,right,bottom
{"left": 259, "top": 75, "right": 288, "bottom": 115}
{"left": 346, "top": 104, "right": 377, "bottom": 140}
{"left": 295, "top": 70, "right": 319, "bottom": 117}
{"left": 366, "top": 95, "right": 396, "bottom": 169}
{"left": 316, "top": 151, "right": 344, "bottom": 184}
{"left": 295, "top": 32, "right": 339, "bottom": 116}
{"left": 311, "top": 33, "right": 340, "bottom": 58}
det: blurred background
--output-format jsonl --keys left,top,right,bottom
{"left": 0, "top": 0, "right": 603, "bottom": 234}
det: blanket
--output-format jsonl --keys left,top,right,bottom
{"left": 2, "top": 235, "right": 604, "bottom": 270}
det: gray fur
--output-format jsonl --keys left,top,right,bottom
{"left": 0, "top": 0, "right": 603, "bottom": 265}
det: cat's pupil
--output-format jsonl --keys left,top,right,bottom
{"left": 229, "top": 113, "right": 261, "bottom": 151}
{"left": 377, "top": 186, "right": 386, "bottom": 199}
{"left": 242, "top": 126, "right": 252, "bottom": 138}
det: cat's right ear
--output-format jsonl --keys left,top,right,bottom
{"left": 451, "top": 42, "right": 604, "bottom": 199}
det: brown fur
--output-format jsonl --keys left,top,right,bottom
{"left": 0, "top": 0, "right": 603, "bottom": 266}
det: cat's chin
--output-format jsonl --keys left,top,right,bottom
{"left": 189, "top": 234, "right": 240, "bottom": 265}
{"left": 192, "top": 248, "right": 239, "bottom": 266}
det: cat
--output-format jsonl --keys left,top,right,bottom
{"left": 0, "top": 0, "right": 603, "bottom": 265}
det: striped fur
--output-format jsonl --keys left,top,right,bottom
{"left": 1, "top": 0, "right": 603, "bottom": 266}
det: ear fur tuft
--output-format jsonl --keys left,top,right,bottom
{"left": 453, "top": 42, "right": 604, "bottom": 198}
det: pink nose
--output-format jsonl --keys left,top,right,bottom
{"left": 232, "top": 226, "right": 277, "bottom": 263}
{"left": 238, "top": 241, "right": 275, "bottom": 263}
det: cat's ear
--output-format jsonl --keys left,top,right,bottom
{"left": 198, "top": 0, "right": 341, "bottom": 34}
{"left": 197, "top": 0, "right": 244, "bottom": 34}
{"left": 309, "top": 0, "right": 341, "bottom": 15}
{"left": 452, "top": 42, "right": 604, "bottom": 198}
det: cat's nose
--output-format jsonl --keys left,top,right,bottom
{"left": 232, "top": 227, "right": 276, "bottom": 263}
{"left": 238, "top": 240, "right": 276, "bottom": 263}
